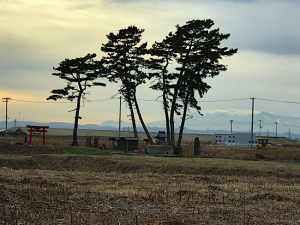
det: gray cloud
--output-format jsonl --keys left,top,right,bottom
{"left": 104, "top": 0, "right": 300, "bottom": 56}
{"left": 69, "top": 3, "right": 96, "bottom": 11}
{"left": 210, "top": 0, "right": 300, "bottom": 56}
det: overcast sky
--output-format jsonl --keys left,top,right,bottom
{"left": 1, "top": 0, "right": 300, "bottom": 127}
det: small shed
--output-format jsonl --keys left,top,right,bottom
{"left": 153, "top": 131, "right": 167, "bottom": 145}
{"left": 109, "top": 137, "right": 140, "bottom": 151}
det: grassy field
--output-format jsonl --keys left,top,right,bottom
{"left": 1, "top": 136, "right": 300, "bottom": 224}
{"left": 7, "top": 127, "right": 215, "bottom": 142}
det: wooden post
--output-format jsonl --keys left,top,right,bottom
{"left": 43, "top": 128, "right": 46, "bottom": 145}
{"left": 29, "top": 128, "right": 33, "bottom": 144}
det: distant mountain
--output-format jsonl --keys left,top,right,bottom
{"left": 1, "top": 110, "right": 300, "bottom": 139}
{"left": 174, "top": 110, "right": 300, "bottom": 133}
{"left": 144, "top": 109, "right": 300, "bottom": 139}
{"left": 0, "top": 121, "right": 119, "bottom": 131}
{"left": 100, "top": 120, "right": 141, "bottom": 128}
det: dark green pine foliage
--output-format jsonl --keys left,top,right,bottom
{"left": 150, "top": 19, "right": 238, "bottom": 150}
{"left": 101, "top": 26, "right": 154, "bottom": 144}
{"left": 47, "top": 53, "right": 106, "bottom": 146}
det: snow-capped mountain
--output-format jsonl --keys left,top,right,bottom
{"left": 146, "top": 109, "right": 300, "bottom": 137}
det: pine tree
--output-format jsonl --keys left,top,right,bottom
{"left": 47, "top": 53, "right": 106, "bottom": 145}
{"left": 149, "top": 19, "right": 238, "bottom": 150}
{"left": 101, "top": 26, "right": 154, "bottom": 144}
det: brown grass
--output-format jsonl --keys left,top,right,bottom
{"left": 1, "top": 154, "right": 300, "bottom": 224}
{"left": 1, "top": 137, "right": 300, "bottom": 224}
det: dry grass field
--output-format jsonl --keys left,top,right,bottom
{"left": 6, "top": 127, "right": 215, "bottom": 142}
{"left": 1, "top": 135, "right": 300, "bottom": 224}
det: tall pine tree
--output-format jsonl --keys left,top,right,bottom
{"left": 150, "top": 19, "right": 238, "bottom": 150}
{"left": 47, "top": 53, "right": 106, "bottom": 145}
{"left": 101, "top": 26, "right": 154, "bottom": 144}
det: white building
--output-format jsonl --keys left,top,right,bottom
{"left": 214, "top": 133, "right": 256, "bottom": 146}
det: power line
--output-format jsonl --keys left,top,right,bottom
{"left": 198, "top": 98, "right": 249, "bottom": 103}
{"left": 8, "top": 96, "right": 300, "bottom": 105}
{"left": 256, "top": 98, "right": 300, "bottom": 104}
{"left": 88, "top": 98, "right": 119, "bottom": 102}
{"left": 11, "top": 99, "right": 74, "bottom": 104}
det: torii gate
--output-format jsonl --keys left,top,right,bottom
{"left": 26, "top": 125, "right": 49, "bottom": 145}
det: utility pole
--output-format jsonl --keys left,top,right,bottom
{"left": 118, "top": 96, "right": 121, "bottom": 151}
{"left": 258, "top": 120, "right": 263, "bottom": 136}
{"left": 250, "top": 97, "right": 254, "bottom": 151}
{"left": 275, "top": 122, "right": 278, "bottom": 144}
{"left": 230, "top": 120, "right": 233, "bottom": 133}
{"left": 289, "top": 129, "right": 291, "bottom": 139}
{"left": 118, "top": 96, "right": 121, "bottom": 138}
{"left": 2, "top": 97, "right": 11, "bottom": 137}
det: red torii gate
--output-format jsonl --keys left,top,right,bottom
{"left": 26, "top": 125, "right": 49, "bottom": 145}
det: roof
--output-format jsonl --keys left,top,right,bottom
{"left": 154, "top": 131, "right": 167, "bottom": 138}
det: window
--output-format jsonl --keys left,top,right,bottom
{"left": 229, "top": 136, "right": 231, "bottom": 138}
{"left": 233, "top": 136, "right": 235, "bottom": 138}
{"left": 233, "top": 140, "right": 235, "bottom": 143}
{"left": 219, "top": 136, "right": 221, "bottom": 138}
{"left": 219, "top": 140, "right": 221, "bottom": 142}
{"left": 229, "top": 140, "right": 231, "bottom": 142}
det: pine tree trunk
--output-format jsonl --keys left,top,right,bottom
{"left": 133, "top": 94, "right": 154, "bottom": 145}
{"left": 170, "top": 46, "right": 192, "bottom": 147}
{"left": 72, "top": 91, "right": 82, "bottom": 146}
{"left": 163, "top": 92, "right": 171, "bottom": 145}
{"left": 177, "top": 89, "right": 190, "bottom": 149}
{"left": 162, "top": 64, "right": 171, "bottom": 146}
{"left": 170, "top": 88, "right": 179, "bottom": 147}
{"left": 128, "top": 98, "right": 138, "bottom": 138}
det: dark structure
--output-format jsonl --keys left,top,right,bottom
{"left": 153, "top": 131, "right": 167, "bottom": 145}
{"left": 109, "top": 137, "right": 140, "bottom": 151}
{"left": 86, "top": 137, "right": 91, "bottom": 147}
{"left": 94, "top": 137, "right": 99, "bottom": 148}
{"left": 194, "top": 137, "right": 201, "bottom": 156}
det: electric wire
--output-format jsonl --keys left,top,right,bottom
{"left": 11, "top": 99, "right": 74, "bottom": 104}
{"left": 198, "top": 98, "right": 250, "bottom": 102}
{"left": 4, "top": 97, "right": 300, "bottom": 132}
{"left": 8, "top": 97, "right": 300, "bottom": 105}
{"left": 256, "top": 98, "right": 300, "bottom": 104}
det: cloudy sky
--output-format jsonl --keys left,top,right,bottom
{"left": 1, "top": 0, "right": 300, "bottom": 128}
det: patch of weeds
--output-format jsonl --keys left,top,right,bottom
{"left": 56, "top": 145, "right": 111, "bottom": 156}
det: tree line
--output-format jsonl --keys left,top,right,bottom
{"left": 47, "top": 19, "right": 238, "bottom": 152}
